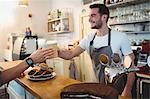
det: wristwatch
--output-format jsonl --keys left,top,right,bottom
{"left": 25, "top": 57, "right": 34, "bottom": 67}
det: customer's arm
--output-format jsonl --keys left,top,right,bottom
{"left": 0, "top": 48, "right": 52, "bottom": 85}
{"left": 0, "top": 60, "right": 30, "bottom": 85}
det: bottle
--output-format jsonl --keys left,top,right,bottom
{"left": 57, "top": 9, "right": 61, "bottom": 18}
{"left": 25, "top": 27, "right": 32, "bottom": 36}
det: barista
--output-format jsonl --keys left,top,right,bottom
{"left": 49, "top": 3, "right": 135, "bottom": 98}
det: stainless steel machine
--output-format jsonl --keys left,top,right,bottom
{"left": 13, "top": 36, "right": 38, "bottom": 60}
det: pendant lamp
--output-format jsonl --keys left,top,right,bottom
{"left": 18, "top": 0, "right": 28, "bottom": 7}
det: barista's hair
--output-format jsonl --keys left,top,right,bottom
{"left": 89, "top": 4, "right": 109, "bottom": 23}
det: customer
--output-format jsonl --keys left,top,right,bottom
{"left": 0, "top": 48, "right": 52, "bottom": 86}
{"left": 49, "top": 3, "right": 135, "bottom": 98}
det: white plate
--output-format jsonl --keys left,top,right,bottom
{"left": 26, "top": 72, "right": 56, "bottom": 81}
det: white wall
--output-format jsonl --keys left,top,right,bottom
{"left": 0, "top": 0, "right": 82, "bottom": 57}
{"left": 0, "top": 0, "right": 50, "bottom": 57}
{"left": 0, "top": 0, "right": 19, "bottom": 57}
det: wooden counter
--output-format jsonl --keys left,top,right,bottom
{"left": 0, "top": 61, "right": 80, "bottom": 99}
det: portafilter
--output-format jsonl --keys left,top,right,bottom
{"left": 105, "top": 55, "right": 139, "bottom": 83}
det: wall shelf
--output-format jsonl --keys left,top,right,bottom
{"left": 109, "top": 20, "right": 149, "bottom": 26}
{"left": 47, "top": 8, "right": 73, "bottom": 34}
{"left": 48, "top": 17, "right": 68, "bottom": 22}
{"left": 106, "top": 0, "right": 149, "bottom": 9}
{"left": 124, "top": 31, "right": 150, "bottom": 34}
{"left": 48, "top": 31, "right": 71, "bottom": 34}
{"left": 48, "top": 16, "right": 73, "bottom": 34}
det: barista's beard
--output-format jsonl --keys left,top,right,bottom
{"left": 91, "top": 21, "right": 102, "bottom": 29}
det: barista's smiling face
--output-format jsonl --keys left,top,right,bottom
{"left": 89, "top": 8, "right": 103, "bottom": 29}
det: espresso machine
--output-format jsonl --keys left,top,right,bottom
{"left": 13, "top": 36, "right": 38, "bottom": 60}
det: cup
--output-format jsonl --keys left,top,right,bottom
{"left": 45, "top": 41, "right": 58, "bottom": 68}
{"left": 46, "top": 41, "right": 58, "bottom": 58}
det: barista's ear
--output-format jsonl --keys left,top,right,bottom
{"left": 102, "top": 14, "right": 107, "bottom": 22}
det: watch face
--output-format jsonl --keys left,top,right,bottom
{"left": 28, "top": 59, "right": 33, "bottom": 64}
{"left": 26, "top": 58, "right": 33, "bottom": 65}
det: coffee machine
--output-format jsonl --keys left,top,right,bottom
{"left": 13, "top": 36, "right": 38, "bottom": 60}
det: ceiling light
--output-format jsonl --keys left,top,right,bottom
{"left": 18, "top": 0, "right": 28, "bottom": 7}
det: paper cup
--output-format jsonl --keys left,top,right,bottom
{"left": 46, "top": 40, "right": 58, "bottom": 58}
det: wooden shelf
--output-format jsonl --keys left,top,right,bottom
{"left": 48, "top": 31, "right": 71, "bottom": 34}
{"left": 48, "top": 17, "right": 68, "bottom": 22}
{"left": 107, "top": 0, "right": 149, "bottom": 9}
{"left": 48, "top": 16, "right": 73, "bottom": 34}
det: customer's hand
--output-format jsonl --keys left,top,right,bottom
{"left": 29, "top": 48, "right": 55, "bottom": 63}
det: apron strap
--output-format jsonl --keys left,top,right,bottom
{"left": 90, "top": 28, "right": 111, "bottom": 46}
{"left": 90, "top": 33, "right": 96, "bottom": 46}
{"left": 108, "top": 28, "right": 111, "bottom": 46}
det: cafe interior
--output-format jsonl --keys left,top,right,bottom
{"left": 0, "top": 0, "right": 149, "bottom": 99}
